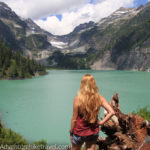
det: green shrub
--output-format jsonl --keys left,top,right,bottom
{"left": 33, "top": 139, "right": 47, "bottom": 150}
{"left": 0, "top": 120, "right": 49, "bottom": 150}
{"left": 0, "top": 125, "right": 28, "bottom": 146}
{"left": 133, "top": 106, "right": 150, "bottom": 122}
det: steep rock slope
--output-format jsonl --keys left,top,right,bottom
{"left": 0, "top": 2, "right": 57, "bottom": 64}
{"left": 71, "top": 4, "right": 150, "bottom": 71}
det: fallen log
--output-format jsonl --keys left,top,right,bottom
{"left": 97, "top": 93, "right": 150, "bottom": 150}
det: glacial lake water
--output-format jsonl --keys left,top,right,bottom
{"left": 0, "top": 70, "right": 150, "bottom": 144}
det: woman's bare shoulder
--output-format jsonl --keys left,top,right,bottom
{"left": 74, "top": 96, "right": 79, "bottom": 101}
{"left": 73, "top": 96, "right": 80, "bottom": 105}
{"left": 98, "top": 94, "right": 106, "bottom": 105}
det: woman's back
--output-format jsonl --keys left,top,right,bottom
{"left": 77, "top": 74, "right": 101, "bottom": 124}
{"left": 70, "top": 74, "right": 115, "bottom": 150}
{"left": 73, "top": 96, "right": 100, "bottom": 136}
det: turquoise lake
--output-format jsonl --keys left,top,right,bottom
{"left": 0, "top": 70, "right": 150, "bottom": 144}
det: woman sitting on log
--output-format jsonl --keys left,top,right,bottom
{"left": 70, "top": 74, "right": 115, "bottom": 150}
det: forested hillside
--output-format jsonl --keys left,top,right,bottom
{"left": 0, "top": 42, "right": 46, "bottom": 79}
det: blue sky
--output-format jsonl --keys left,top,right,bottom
{"left": 90, "top": 0, "right": 96, "bottom": 4}
{"left": 134, "top": 0, "right": 149, "bottom": 7}
{"left": 56, "top": 14, "right": 63, "bottom": 22}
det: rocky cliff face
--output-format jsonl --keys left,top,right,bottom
{"left": 73, "top": 3, "right": 150, "bottom": 71}
{"left": 91, "top": 48, "right": 150, "bottom": 71}
{"left": 0, "top": 2, "right": 58, "bottom": 64}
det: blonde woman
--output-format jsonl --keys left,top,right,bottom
{"left": 70, "top": 74, "right": 115, "bottom": 150}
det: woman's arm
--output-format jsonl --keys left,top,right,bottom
{"left": 70, "top": 96, "right": 79, "bottom": 134}
{"left": 98, "top": 95, "right": 115, "bottom": 125}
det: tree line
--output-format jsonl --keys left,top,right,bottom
{"left": 0, "top": 41, "right": 46, "bottom": 79}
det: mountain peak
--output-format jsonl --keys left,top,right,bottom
{"left": 0, "top": 1, "right": 10, "bottom": 8}
{"left": 0, "top": 1, "right": 11, "bottom": 11}
{"left": 136, "top": 4, "right": 144, "bottom": 10}
{"left": 117, "top": 7, "right": 129, "bottom": 12}
{"left": 0, "top": 1, "right": 18, "bottom": 19}
{"left": 97, "top": 6, "right": 137, "bottom": 28}
{"left": 72, "top": 21, "right": 94, "bottom": 33}
{"left": 25, "top": 18, "right": 41, "bottom": 31}
{"left": 115, "top": 7, "right": 136, "bottom": 14}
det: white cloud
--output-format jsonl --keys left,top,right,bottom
{"left": 1, "top": 0, "right": 134, "bottom": 35}
{"left": 35, "top": 0, "right": 134, "bottom": 35}
{"left": 1, "top": 0, "right": 90, "bottom": 19}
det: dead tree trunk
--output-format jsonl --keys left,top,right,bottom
{"left": 97, "top": 93, "right": 150, "bottom": 150}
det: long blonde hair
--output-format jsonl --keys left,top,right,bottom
{"left": 78, "top": 74, "right": 101, "bottom": 123}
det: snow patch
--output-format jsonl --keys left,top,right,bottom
{"left": 50, "top": 40, "right": 68, "bottom": 49}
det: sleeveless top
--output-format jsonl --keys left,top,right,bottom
{"left": 73, "top": 114, "right": 99, "bottom": 136}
